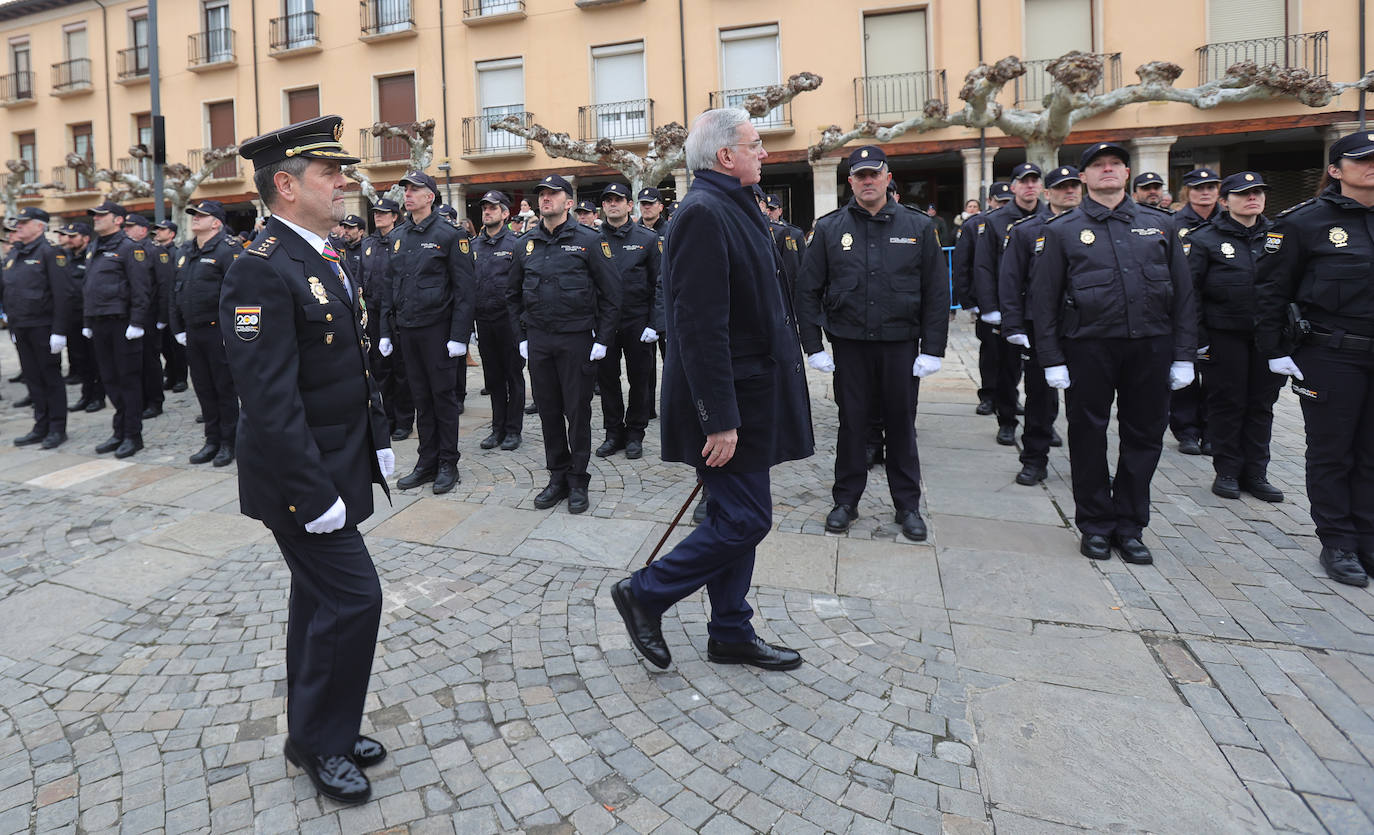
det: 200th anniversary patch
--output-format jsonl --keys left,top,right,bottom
{"left": 234, "top": 306, "right": 261, "bottom": 341}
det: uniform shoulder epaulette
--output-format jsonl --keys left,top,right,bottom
{"left": 1140, "top": 204, "right": 1174, "bottom": 219}
{"left": 1277, "top": 197, "right": 1317, "bottom": 219}
{"left": 1009, "top": 213, "right": 1040, "bottom": 228}
{"left": 246, "top": 233, "right": 281, "bottom": 258}
{"left": 1043, "top": 208, "right": 1076, "bottom": 224}
{"left": 813, "top": 206, "right": 844, "bottom": 226}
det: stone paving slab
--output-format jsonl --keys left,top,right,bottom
{"left": 368, "top": 497, "right": 476, "bottom": 545}
{"left": 52, "top": 541, "right": 212, "bottom": 604}
{"left": 939, "top": 547, "right": 1129, "bottom": 629}
{"left": 836, "top": 538, "right": 941, "bottom": 606}
{"left": 0, "top": 582, "right": 123, "bottom": 660}
{"left": 141, "top": 510, "right": 273, "bottom": 557}
{"left": 437, "top": 504, "right": 550, "bottom": 556}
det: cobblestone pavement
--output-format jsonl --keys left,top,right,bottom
{"left": 0, "top": 319, "right": 1370, "bottom": 833}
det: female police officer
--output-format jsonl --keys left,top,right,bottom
{"left": 1256, "top": 133, "right": 1374, "bottom": 587}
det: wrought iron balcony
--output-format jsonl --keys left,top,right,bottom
{"left": 1013, "top": 53, "right": 1122, "bottom": 109}
{"left": 854, "top": 69, "right": 947, "bottom": 123}
{"left": 270, "top": 11, "right": 320, "bottom": 54}
{"left": 709, "top": 87, "right": 791, "bottom": 130}
{"left": 1197, "top": 31, "right": 1327, "bottom": 84}
{"left": 188, "top": 147, "right": 240, "bottom": 181}
{"left": 462, "top": 111, "right": 534, "bottom": 156}
{"left": 578, "top": 99, "right": 654, "bottom": 142}
{"left": 188, "top": 28, "right": 236, "bottom": 69}
{"left": 463, "top": 0, "right": 525, "bottom": 21}
{"left": 117, "top": 157, "right": 156, "bottom": 181}
{"left": 0, "top": 71, "right": 35, "bottom": 104}
{"left": 116, "top": 46, "right": 150, "bottom": 81}
{"left": 51, "top": 58, "right": 92, "bottom": 94}
{"left": 357, "top": 128, "right": 414, "bottom": 164}
{"left": 360, "top": 0, "right": 416, "bottom": 38}
{"left": 52, "top": 164, "right": 97, "bottom": 193}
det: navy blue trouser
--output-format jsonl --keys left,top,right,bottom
{"left": 632, "top": 468, "right": 771, "bottom": 643}
{"left": 13, "top": 326, "right": 66, "bottom": 436}
{"left": 1293, "top": 343, "right": 1374, "bottom": 553}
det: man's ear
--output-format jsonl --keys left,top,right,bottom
{"left": 273, "top": 170, "right": 297, "bottom": 204}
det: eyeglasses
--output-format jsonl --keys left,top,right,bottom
{"left": 731, "top": 140, "right": 764, "bottom": 152}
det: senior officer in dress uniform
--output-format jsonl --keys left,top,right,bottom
{"left": 123, "top": 214, "right": 171, "bottom": 420}
{"left": 1030, "top": 141, "right": 1197, "bottom": 565}
{"left": 507, "top": 174, "right": 622, "bottom": 514}
{"left": 220, "top": 116, "right": 393, "bottom": 805}
{"left": 952, "top": 182, "right": 1011, "bottom": 416}
{"left": 2, "top": 207, "right": 73, "bottom": 449}
{"left": 83, "top": 200, "right": 153, "bottom": 459}
{"left": 171, "top": 200, "right": 242, "bottom": 467}
{"left": 1170, "top": 167, "right": 1222, "bottom": 455}
{"left": 359, "top": 198, "right": 414, "bottom": 442}
{"left": 610, "top": 108, "right": 812, "bottom": 672}
{"left": 1255, "top": 132, "right": 1374, "bottom": 587}
{"left": 377, "top": 170, "right": 476, "bottom": 496}
{"left": 797, "top": 145, "right": 948, "bottom": 542}
{"left": 595, "top": 182, "right": 663, "bottom": 461}
{"left": 59, "top": 222, "right": 104, "bottom": 413}
{"left": 473, "top": 190, "right": 525, "bottom": 451}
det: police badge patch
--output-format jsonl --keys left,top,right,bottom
{"left": 601, "top": 241, "right": 613, "bottom": 258}
{"left": 159, "top": 252, "right": 169, "bottom": 263}
{"left": 526, "top": 240, "right": 535, "bottom": 255}
{"left": 55, "top": 253, "right": 67, "bottom": 267}
{"left": 177, "top": 255, "right": 187, "bottom": 268}
{"left": 234, "top": 306, "right": 261, "bottom": 341}
{"left": 1079, "top": 229, "right": 1095, "bottom": 245}
{"left": 459, "top": 239, "right": 470, "bottom": 255}
{"left": 1264, "top": 232, "right": 1283, "bottom": 253}
{"left": 394, "top": 239, "right": 401, "bottom": 252}
{"left": 134, "top": 249, "right": 146, "bottom": 261}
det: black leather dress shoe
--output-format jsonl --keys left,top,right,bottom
{"left": 40, "top": 432, "right": 66, "bottom": 450}
{"left": 895, "top": 509, "right": 927, "bottom": 542}
{"left": 68, "top": 397, "right": 91, "bottom": 413}
{"left": 283, "top": 738, "right": 371, "bottom": 804}
{"left": 1050, "top": 429, "right": 1063, "bottom": 447}
{"left": 975, "top": 398, "right": 994, "bottom": 416}
{"left": 433, "top": 463, "right": 459, "bottom": 495}
{"left": 1178, "top": 437, "right": 1202, "bottom": 455}
{"left": 611, "top": 578, "right": 670, "bottom": 668}
{"left": 1015, "top": 402, "right": 1025, "bottom": 416}
{"left": 996, "top": 425, "right": 1016, "bottom": 446}
{"left": 390, "top": 427, "right": 411, "bottom": 441}
{"left": 189, "top": 442, "right": 220, "bottom": 465}
{"left": 141, "top": 405, "right": 162, "bottom": 420}
{"left": 6, "top": 373, "right": 22, "bottom": 383}
{"left": 568, "top": 486, "right": 589, "bottom": 514}
{"left": 625, "top": 439, "right": 643, "bottom": 459}
{"left": 114, "top": 436, "right": 143, "bottom": 459}
{"left": 212, "top": 444, "right": 235, "bottom": 467}
{"left": 352, "top": 735, "right": 387, "bottom": 768}
{"left": 1015, "top": 465, "right": 1047, "bottom": 486}
{"left": 1201, "top": 440, "right": 1213, "bottom": 456}
{"left": 1080, "top": 533, "right": 1111, "bottom": 560}
{"left": 84, "top": 399, "right": 105, "bottom": 413}
{"left": 479, "top": 431, "right": 503, "bottom": 450}
{"left": 171, "top": 381, "right": 188, "bottom": 393}
{"left": 1321, "top": 547, "right": 1368, "bottom": 587}
{"left": 595, "top": 437, "right": 625, "bottom": 458}
{"left": 1212, "top": 475, "right": 1241, "bottom": 499}
{"left": 534, "top": 481, "right": 569, "bottom": 509}
{"left": 692, "top": 493, "right": 709, "bottom": 524}
{"left": 13, "top": 430, "right": 44, "bottom": 447}
{"left": 824, "top": 504, "right": 857, "bottom": 533}
{"left": 66, "top": 373, "right": 83, "bottom": 385}
{"left": 194, "top": 414, "right": 205, "bottom": 423}
{"left": 95, "top": 435, "right": 122, "bottom": 455}
{"left": 13, "top": 396, "right": 32, "bottom": 409}
{"left": 1240, "top": 477, "right": 1284, "bottom": 503}
{"left": 1112, "top": 535, "right": 1153, "bottom": 565}
{"left": 707, "top": 637, "right": 803, "bottom": 671}
{"left": 396, "top": 467, "right": 436, "bottom": 490}
{"left": 524, "top": 402, "right": 539, "bottom": 415}
{"left": 500, "top": 434, "right": 521, "bottom": 451}
{"left": 1358, "top": 551, "right": 1374, "bottom": 579}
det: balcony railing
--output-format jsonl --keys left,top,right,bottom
{"left": 51, "top": 58, "right": 92, "bottom": 93}
{"left": 116, "top": 46, "right": 150, "bottom": 80}
{"left": 1014, "top": 53, "right": 1121, "bottom": 108}
{"left": 188, "top": 28, "right": 235, "bottom": 68}
{"left": 361, "top": 0, "right": 415, "bottom": 37}
{"left": 1197, "top": 31, "right": 1327, "bottom": 84}
{"left": 463, "top": 0, "right": 525, "bottom": 19}
{"left": 357, "top": 128, "right": 414, "bottom": 164}
{"left": 52, "top": 164, "right": 96, "bottom": 193}
{"left": 709, "top": 87, "right": 791, "bottom": 130}
{"left": 270, "top": 11, "right": 320, "bottom": 54}
{"left": 578, "top": 99, "right": 654, "bottom": 142}
{"left": 117, "top": 157, "right": 156, "bottom": 182}
{"left": 0, "top": 71, "right": 35, "bottom": 104}
{"left": 854, "top": 69, "right": 947, "bottom": 123}
{"left": 188, "top": 147, "right": 240, "bottom": 181}
{"left": 462, "top": 111, "right": 533, "bottom": 156}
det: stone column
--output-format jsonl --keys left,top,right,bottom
{"left": 1324, "top": 121, "right": 1363, "bottom": 165}
{"left": 1127, "top": 135, "right": 1177, "bottom": 181}
{"left": 811, "top": 157, "right": 842, "bottom": 217}
{"left": 671, "top": 167, "right": 690, "bottom": 200}
{"left": 959, "top": 147, "right": 995, "bottom": 204}
{"left": 447, "top": 183, "right": 467, "bottom": 213}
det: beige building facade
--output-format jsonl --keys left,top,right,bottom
{"left": 0, "top": 0, "right": 1369, "bottom": 231}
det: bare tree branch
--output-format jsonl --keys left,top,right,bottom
{"left": 344, "top": 119, "right": 438, "bottom": 207}
{"left": 2, "top": 160, "right": 60, "bottom": 218}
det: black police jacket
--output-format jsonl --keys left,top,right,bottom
{"left": 950, "top": 212, "right": 985, "bottom": 309}
{"left": 219, "top": 217, "right": 390, "bottom": 533}
{"left": 171, "top": 231, "right": 241, "bottom": 331}
{"left": 796, "top": 196, "right": 949, "bottom": 356}
{"left": 974, "top": 200, "right": 1042, "bottom": 311}
{"left": 341, "top": 237, "right": 363, "bottom": 286}
{"left": 1174, "top": 202, "right": 1219, "bottom": 235}
{"left": 1255, "top": 185, "right": 1374, "bottom": 356}
{"left": 769, "top": 219, "right": 805, "bottom": 304}
{"left": 381, "top": 211, "right": 476, "bottom": 341}
{"left": 1029, "top": 194, "right": 1197, "bottom": 368}
{"left": 1186, "top": 211, "right": 1273, "bottom": 344}
{"left": 1, "top": 236, "right": 72, "bottom": 333}
{"left": 999, "top": 212, "right": 1055, "bottom": 336}
{"left": 506, "top": 214, "right": 622, "bottom": 338}
{"left": 83, "top": 230, "right": 153, "bottom": 326}
{"left": 358, "top": 222, "right": 405, "bottom": 310}
{"left": 601, "top": 219, "right": 664, "bottom": 332}
{"left": 134, "top": 239, "right": 176, "bottom": 327}
{"left": 473, "top": 225, "right": 519, "bottom": 322}
{"left": 63, "top": 248, "right": 87, "bottom": 327}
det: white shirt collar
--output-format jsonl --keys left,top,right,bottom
{"left": 273, "top": 215, "right": 327, "bottom": 256}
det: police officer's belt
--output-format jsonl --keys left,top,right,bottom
{"left": 1310, "top": 328, "right": 1374, "bottom": 353}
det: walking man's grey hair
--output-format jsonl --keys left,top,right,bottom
{"left": 684, "top": 108, "right": 752, "bottom": 172}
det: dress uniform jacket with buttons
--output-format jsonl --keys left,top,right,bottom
{"left": 379, "top": 212, "right": 475, "bottom": 341}
{"left": 601, "top": 219, "right": 664, "bottom": 333}
{"left": 1255, "top": 185, "right": 1374, "bottom": 356}
{"left": 796, "top": 196, "right": 948, "bottom": 356}
{"left": 999, "top": 213, "right": 1052, "bottom": 337}
{"left": 170, "top": 230, "right": 241, "bottom": 332}
{"left": 473, "top": 225, "right": 519, "bottom": 323}
{"left": 951, "top": 212, "right": 986, "bottom": 309}
{"left": 83, "top": 229, "right": 153, "bottom": 326}
{"left": 219, "top": 217, "right": 391, "bottom": 533}
{"left": 506, "top": 215, "right": 623, "bottom": 338}
{"left": 659, "top": 168, "right": 814, "bottom": 473}
{"left": 1186, "top": 211, "right": 1274, "bottom": 346}
{"left": 1, "top": 236, "right": 71, "bottom": 333}
{"left": 1030, "top": 195, "right": 1197, "bottom": 368}
{"left": 973, "top": 201, "right": 1041, "bottom": 312}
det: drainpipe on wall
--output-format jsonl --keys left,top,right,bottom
{"left": 439, "top": 0, "right": 453, "bottom": 204}
{"left": 250, "top": 0, "right": 260, "bottom": 134}
{"left": 93, "top": 0, "right": 115, "bottom": 170}
{"left": 976, "top": 0, "right": 986, "bottom": 204}
{"left": 1361, "top": 0, "right": 1367, "bottom": 129}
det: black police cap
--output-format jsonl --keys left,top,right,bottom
{"left": 371, "top": 198, "right": 401, "bottom": 214}
{"left": 848, "top": 145, "right": 887, "bottom": 172}
{"left": 1011, "top": 162, "right": 1042, "bottom": 181}
{"left": 574, "top": 200, "right": 597, "bottom": 213}
{"left": 534, "top": 174, "right": 575, "bottom": 197}
{"left": 1079, "top": 142, "right": 1130, "bottom": 169}
{"left": 436, "top": 204, "right": 458, "bottom": 219}
{"left": 123, "top": 213, "right": 150, "bottom": 228}
{"left": 988, "top": 182, "right": 1013, "bottom": 201}
{"left": 636, "top": 187, "right": 662, "bottom": 203}
{"left": 16, "top": 207, "right": 49, "bottom": 223}
{"left": 765, "top": 194, "right": 781, "bottom": 209}
{"left": 600, "top": 183, "right": 632, "bottom": 201}
{"left": 153, "top": 220, "right": 177, "bottom": 233}
{"left": 1045, "top": 166, "right": 1082, "bottom": 188}
{"left": 1133, "top": 172, "right": 1165, "bottom": 189}
{"left": 340, "top": 214, "right": 365, "bottom": 227}
{"left": 1181, "top": 168, "right": 1221, "bottom": 187}
{"left": 238, "top": 115, "right": 360, "bottom": 170}
{"left": 186, "top": 200, "right": 228, "bottom": 223}
{"left": 1220, "top": 172, "right": 1269, "bottom": 195}
{"left": 479, "top": 190, "right": 510, "bottom": 207}
{"left": 87, "top": 200, "right": 128, "bottom": 218}
{"left": 398, "top": 170, "right": 440, "bottom": 201}
{"left": 1328, "top": 131, "right": 1374, "bottom": 164}
{"left": 62, "top": 221, "right": 93, "bottom": 236}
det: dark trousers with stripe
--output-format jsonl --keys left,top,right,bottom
{"left": 527, "top": 328, "right": 595, "bottom": 488}
{"left": 398, "top": 321, "right": 461, "bottom": 471}
{"left": 89, "top": 318, "right": 144, "bottom": 439}
{"left": 12, "top": 325, "right": 65, "bottom": 436}
{"left": 186, "top": 323, "right": 239, "bottom": 445}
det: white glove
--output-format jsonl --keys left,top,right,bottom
{"left": 639, "top": 327, "right": 658, "bottom": 343}
{"left": 1268, "top": 356, "right": 1303, "bottom": 380}
{"left": 156, "top": 322, "right": 167, "bottom": 331}
{"left": 1006, "top": 333, "right": 1030, "bottom": 348}
{"left": 125, "top": 325, "right": 144, "bottom": 340}
{"left": 446, "top": 340, "right": 467, "bottom": 358}
{"left": 175, "top": 332, "right": 187, "bottom": 347}
{"left": 81, "top": 327, "right": 93, "bottom": 339}
{"left": 807, "top": 351, "right": 836, "bottom": 373}
{"left": 49, "top": 334, "right": 66, "bottom": 354}
{"left": 378, "top": 338, "right": 393, "bottom": 357}
{"left": 1169, "top": 361, "right": 1195, "bottom": 391}
{"left": 304, "top": 497, "right": 346, "bottom": 534}
{"left": 519, "top": 340, "right": 528, "bottom": 359}
{"left": 589, "top": 342, "right": 607, "bottom": 361}
{"left": 913, "top": 353, "right": 942, "bottom": 378}
{"left": 980, "top": 310, "right": 1002, "bottom": 325}
{"left": 1045, "top": 365, "right": 1071, "bottom": 389}
{"left": 470, "top": 331, "right": 478, "bottom": 344}
{"left": 376, "top": 448, "right": 395, "bottom": 480}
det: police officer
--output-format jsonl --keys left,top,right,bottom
{"left": 2, "top": 207, "right": 72, "bottom": 448}
{"left": 378, "top": 170, "right": 476, "bottom": 496}
{"left": 638, "top": 187, "right": 670, "bottom": 236}
{"left": 472, "top": 190, "right": 524, "bottom": 451}
{"left": 1132, "top": 172, "right": 1169, "bottom": 208}
{"left": 1171, "top": 167, "right": 1222, "bottom": 455}
{"left": 337, "top": 214, "right": 366, "bottom": 280}
{"left": 123, "top": 213, "right": 172, "bottom": 420}
{"left": 797, "top": 145, "right": 948, "bottom": 541}
{"left": 507, "top": 173, "right": 622, "bottom": 513}
{"left": 595, "top": 182, "right": 662, "bottom": 460}
{"left": 152, "top": 220, "right": 189, "bottom": 393}
{"left": 952, "top": 181, "right": 1011, "bottom": 415}
{"left": 1255, "top": 132, "right": 1374, "bottom": 587}
{"left": 83, "top": 201, "right": 153, "bottom": 458}
{"left": 1000, "top": 165, "right": 1081, "bottom": 485}
{"left": 753, "top": 185, "right": 805, "bottom": 304}
{"left": 59, "top": 222, "right": 104, "bottom": 413}
{"left": 1030, "top": 142, "right": 1196, "bottom": 564}
{"left": 574, "top": 199, "right": 599, "bottom": 229}
{"left": 171, "top": 200, "right": 242, "bottom": 467}
{"left": 358, "top": 198, "right": 414, "bottom": 441}
{"left": 975, "top": 162, "right": 1043, "bottom": 445}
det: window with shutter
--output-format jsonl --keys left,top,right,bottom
{"left": 720, "top": 25, "right": 781, "bottom": 128}
{"left": 377, "top": 73, "right": 416, "bottom": 161}
{"left": 477, "top": 59, "right": 523, "bottom": 152}
{"left": 592, "top": 42, "right": 647, "bottom": 140}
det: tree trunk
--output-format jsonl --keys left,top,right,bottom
{"left": 1024, "top": 138, "right": 1062, "bottom": 176}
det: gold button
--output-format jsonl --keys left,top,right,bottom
{"left": 288, "top": 505, "right": 296, "bottom": 512}
{"left": 326, "top": 313, "right": 333, "bottom": 322}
